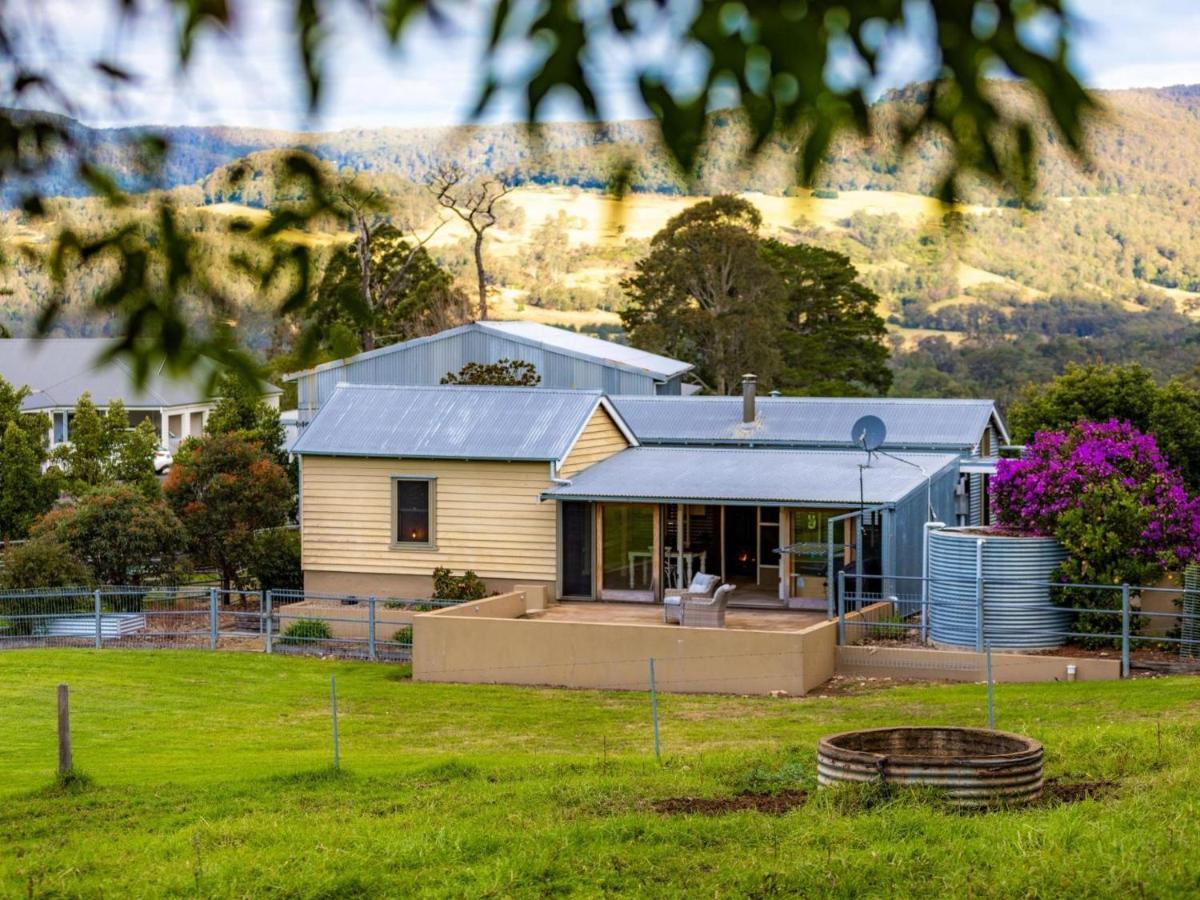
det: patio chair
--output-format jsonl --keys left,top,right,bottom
{"left": 664, "top": 572, "right": 720, "bottom": 624}
{"left": 682, "top": 584, "right": 736, "bottom": 628}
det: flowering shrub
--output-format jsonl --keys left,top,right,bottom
{"left": 992, "top": 420, "right": 1200, "bottom": 640}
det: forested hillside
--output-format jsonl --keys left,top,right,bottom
{"left": 4, "top": 83, "right": 1200, "bottom": 407}
{"left": 13, "top": 83, "right": 1200, "bottom": 202}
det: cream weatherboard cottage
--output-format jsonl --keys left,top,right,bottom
{"left": 291, "top": 379, "right": 1000, "bottom": 607}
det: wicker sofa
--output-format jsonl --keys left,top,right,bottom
{"left": 681, "top": 583, "right": 737, "bottom": 628}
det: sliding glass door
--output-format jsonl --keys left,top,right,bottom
{"left": 600, "top": 504, "right": 656, "bottom": 601}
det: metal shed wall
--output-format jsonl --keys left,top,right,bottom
{"left": 296, "top": 329, "right": 661, "bottom": 422}
{"left": 887, "top": 460, "right": 959, "bottom": 590}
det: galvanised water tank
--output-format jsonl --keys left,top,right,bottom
{"left": 929, "top": 527, "right": 1068, "bottom": 650}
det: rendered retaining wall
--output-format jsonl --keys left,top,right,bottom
{"left": 836, "top": 645, "right": 1120, "bottom": 682}
{"left": 412, "top": 592, "right": 874, "bottom": 695}
{"left": 413, "top": 595, "right": 893, "bottom": 696}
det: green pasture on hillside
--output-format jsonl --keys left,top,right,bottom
{"left": 1, "top": 651, "right": 1198, "bottom": 897}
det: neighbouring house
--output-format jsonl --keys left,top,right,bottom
{"left": 0, "top": 338, "right": 281, "bottom": 451}
{"left": 292, "top": 382, "right": 982, "bottom": 609}
{"left": 285, "top": 320, "right": 695, "bottom": 426}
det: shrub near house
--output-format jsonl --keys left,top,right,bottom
{"left": 992, "top": 419, "right": 1200, "bottom": 636}
{"left": 164, "top": 434, "right": 292, "bottom": 592}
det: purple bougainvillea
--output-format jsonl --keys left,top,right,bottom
{"left": 991, "top": 419, "right": 1200, "bottom": 581}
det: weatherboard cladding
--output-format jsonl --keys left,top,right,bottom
{"left": 544, "top": 447, "right": 960, "bottom": 506}
{"left": 609, "top": 396, "right": 999, "bottom": 451}
{"left": 290, "top": 384, "right": 606, "bottom": 461}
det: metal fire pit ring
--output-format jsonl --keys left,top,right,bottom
{"left": 817, "top": 726, "right": 1044, "bottom": 807}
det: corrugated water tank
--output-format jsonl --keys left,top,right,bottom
{"left": 929, "top": 527, "right": 1068, "bottom": 650}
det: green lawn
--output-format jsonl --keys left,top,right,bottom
{"left": 2, "top": 651, "right": 1199, "bottom": 897}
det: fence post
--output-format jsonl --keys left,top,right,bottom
{"left": 264, "top": 590, "right": 273, "bottom": 655}
{"left": 368, "top": 596, "right": 377, "bottom": 661}
{"left": 57, "top": 684, "right": 72, "bottom": 777}
{"left": 93, "top": 589, "right": 102, "bottom": 650}
{"left": 648, "top": 657, "right": 661, "bottom": 762}
{"left": 985, "top": 642, "right": 995, "bottom": 730}
{"left": 1121, "top": 583, "right": 1131, "bottom": 679}
{"left": 209, "top": 587, "right": 218, "bottom": 650}
{"left": 330, "top": 674, "right": 340, "bottom": 770}
{"left": 975, "top": 539, "right": 985, "bottom": 652}
{"left": 836, "top": 570, "right": 846, "bottom": 645}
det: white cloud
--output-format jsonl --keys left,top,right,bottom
{"left": 10, "top": 0, "right": 1200, "bottom": 129}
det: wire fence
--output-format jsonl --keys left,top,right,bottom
{"left": 0, "top": 586, "right": 463, "bottom": 661}
{"left": 836, "top": 571, "right": 1200, "bottom": 675}
{"left": 6, "top": 572, "right": 1200, "bottom": 678}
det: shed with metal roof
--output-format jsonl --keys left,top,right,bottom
{"left": 285, "top": 321, "right": 694, "bottom": 424}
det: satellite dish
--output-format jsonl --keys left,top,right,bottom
{"left": 851, "top": 414, "right": 887, "bottom": 452}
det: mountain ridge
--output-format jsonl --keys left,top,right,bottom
{"left": 10, "top": 82, "right": 1200, "bottom": 204}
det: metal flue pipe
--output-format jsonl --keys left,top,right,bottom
{"left": 741, "top": 374, "right": 757, "bottom": 423}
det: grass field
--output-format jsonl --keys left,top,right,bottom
{"left": 2, "top": 651, "right": 1199, "bottom": 897}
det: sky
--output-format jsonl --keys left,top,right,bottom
{"left": 13, "top": 0, "right": 1200, "bottom": 133}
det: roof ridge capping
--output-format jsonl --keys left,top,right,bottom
{"left": 331, "top": 381, "right": 604, "bottom": 396}
{"left": 285, "top": 321, "right": 693, "bottom": 382}
{"left": 613, "top": 395, "right": 998, "bottom": 405}
{"left": 624, "top": 445, "right": 959, "bottom": 458}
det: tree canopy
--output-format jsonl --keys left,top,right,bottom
{"left": 621, "top": 195, "right": 889, "bottom": 395}
{"left": 308, "top": 223, "right": 469, "bottom": 357}
{"left": 0, "top": 1, "right": 1094, "bottom": 382}
{"left": 205, "top": 374, "right": 288, "bottom": 467}
{"left": 51, "top": 396, "right": 159, "bottom": 498}
{"left": 37, "top": 486, "right": 189, "bottom": 587}
{"left": 441, "top": 360, "right": 541, "bottom": 387}
{"left": 762, "top": 240, "right": 892, "bottom": 396}
{"left": 163, "top": 434, "right": 293, "bottom": 592}
{"left": 1007, "top": 363, "right": 1200, "bottom": 490}
{"left": 0, "top": 377, "right": 57, "bottom": 540}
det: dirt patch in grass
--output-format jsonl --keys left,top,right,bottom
{"left": 807, "top": 674, "right": 921, "bottom": 696}
{"left": 1040, "top": 778, "right": 1118, "bottom": 804}
{"left": 653, "top": 779, "right": 1114, "bottom": 816}
{"left": 653, "top": 790, "right": 809, "bottom": 816}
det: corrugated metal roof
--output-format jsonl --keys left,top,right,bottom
{"left": 544, "top": 447, "right": 960, "bottom": 505}
{"left": 609, "top": 396, "right": 1005, "bottom": 449}
{"left": 284, "top": 321, "right": 693, "bottom": 383}
{"left": 0, "top": 338, "right": 280, "bottom": 410}
{"left": 291, "top": 384, "right": 610, "bottom": 461}
{"left": 475, "top": 322, "right": 692, "bottom": 379}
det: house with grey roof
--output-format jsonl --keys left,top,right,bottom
{"left": 292, "top": 382, "right": 967, "bottom": 611}
{"left": 0, "top": 338, "right": 281, "bottom": 451}
{"left": 610, "top": 387, "right": 1008, "bottom": 527}
{"left": 284, "top": 320, "right": 695, "bottom": 425}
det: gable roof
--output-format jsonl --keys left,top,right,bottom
{"left": 473, "top": 321, "right": 692, "bottom": 380}
{"left": 291, "top": 384, "right": 636, "bottom": 462}
{"left": 284, "top": 321, "right": 693, "bottom": 384}
{"left": 0, "top": 338, "right": 280, "bottom": 411}
{"left": 544, "top": 447, "right": 960, "bottom": 506}
{"left": 608, "top": 396, "right": 1007, "bottom": 450}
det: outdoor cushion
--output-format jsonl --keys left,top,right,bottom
{"left": 688, "top": 572, "right": 719, "bottom": 595}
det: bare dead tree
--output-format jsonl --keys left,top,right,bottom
{"left": 428, "top": 164, "right": 514, "bottom": 320}
{"left": 336, "top": 177, "right": 448, "bottom": 351}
